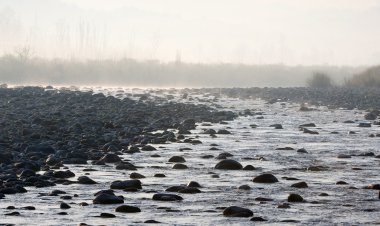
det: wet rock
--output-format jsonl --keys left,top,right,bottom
{"left": 22, "top": 206, "right": 35, "bottom": 210}
{"left": 154, "top": 173, "right": 166, "bottom": 178}
{"left": 297, "top": 148, "right": 308, "bottom": 153}
{"left": 243, "top": 165, "right": 255, "bottom": 170}
{"left": 336, "top": 181, "right": 348, "bottom": 185}
{"left": 364, "top": 184, "right": 380, "bottom": 190}
{"left": 365, "top": 111, "right": 379, "bottom": 120}
{"left": 187, "top": 181, "right": 201, "bottom": 188}
{"left": 203, "top": 129, "right": 216, "bottom": 135}
{"left": 166, "top": 186, "right": 187, "bottom": 192}
{"left": 52, "top": 170, "right": 75, "bottom": 179}
{"left": 152, "top": 193, "right": 183, "bottom": 201}
{"left": 307, "top": 165, "right": 328, "bottom": 171}
{"left": 223, "top": 206, "right": 253, "bottom": 217}
{"left": 238, "top": 185, "right": 251, "bottom": 190}
{"left": 291, "top": 181, "right": 308, "bottom": 188}
{"left": 99, "top": 213, "right": 116, "bottom": 218}
{"left": 77, "top": 176, "right": 97, "bottom": 184}
{"left": 337, "top": 154, "right": 351, "bottom": 159}
{"left": 299, "top": 123, "right": 316, "bottom": 127}
{"left": 168, "top": 156, "right": 186, "bottom": 163}
{"left": 358, "top": 122, "right": 371, "bottom": 127}
{"left": 110, "top": 180, "right": 142, "bottom": 189}
{"left": 288, "top": 193, "right": 304, "bottom": 202}
{"left": 270, "top": 124, "right": 283, "bottom": 129}
{"left": 60, "top": 202, "right": 71, "bottom": 209}
{"left": 115, "top": 205, "right": 141, "bottom": 213}
{"left": 276, "top": 147, "right": 294, "bottom": 150}
{"left": 217, "top": 129, "right": 231, "bottom": 134}
{"left": 302, "top": 128, "right": 319, "bottom": 134}
{"left": 145, "top": 220, "right": 161, "bottom": 223}
{"left": 277, "top": 203, "right": 290, "bottom": 208}
{"left": 252, "top": 174, "right": 279, "bottom": 183}
{"left": 130, "top": 172, "right": 145, "bottom": 179}
{"left": 141, "top": 145, "right": 156, "bottom": 151}
{"left": 172, "top": 164, "right": 188, "bottom": 169}
{"left": 215, "top": 159, "right": 243, "bottom": 170}
{"left": 5, "top": 211, "right": 20, "bottom": 216}
{"left": 250, "top": 217, "right": 267, "bottom": 221}
{"left": 99, "top": 154, "right": 122, "bottom": 163}
{"left": 93, "top": 193, "right": 124, "bottom": 204}
{"left": 178, "top": 187, "right": 201, "bottom": 194}
{"left": 115, "top": 162, "right": 137, "bottom": 170}
{"left": 19, "top": 169, "right": 36, "bottom": 178}
{"left": 255, "top": 197, "right": 273, "bottom": 201}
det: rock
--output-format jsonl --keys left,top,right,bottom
{"left": 152, "top": 193, "right": 183, "bottom": 201}
{"left": 223, "top": 206, "right": 253, "bottom": 217}
{"left": 297, "top": 148, "right": 308, "bottom": 153}
{"left": 288, "top": 193, "right": 304, "bottom": 202}
{"left": 53, "top": 170, "right": 75, "bottom": 178}
{"left": 172, "top": 164, "right": 188, "bottom": 169}
{"left": 166, "top": 186, "right": 187, "bottom": 192}
{"left": 337, "top": 154, "right": 351, "bottom": 159}
{"left": 99, "top": 213, "right": 116, "bottom": 218}
{"left": 252, "top": 174, "right": 279, "bottom": 183}
{"left": 154, "top": 173, "right": 166, "bottom": 177}
{"left": 77, "top": 176, "right": 97, "bottom": 184}
{"left": 238, "top": 185, "right": 251, "bottom": 190}
{"left": 277, "top": 203, "right": 291, "bottom": 208}
{"left": 217, "top": 129, "right": 231, "bottom": 134}
{"left": 0, "top": 187, "right": 19, "bottom": 194}
{"left": 358, "top": 122, "right": 371, "bottom": 127}
{"left": 130, "top": 172, "right": 145, "bottom": 179}
{"left": 99, "top": 154, "right": 121, "bottom": 163}
{"left": 178, "top": 187, "right": 201, "bottom": 194}
{"left": 291, "top": 182, "right": 308, "bottom": 188}
{"left": 215, "top": 159, "right": 242, "bottom": 170}
{"left": 270, "top": 124, "right": 283, "bottom": 129}
{"left": 22, "top": 206, "right": 35, "bottom": 210}
{"left": 5, "top": 211, "right": 20, "bottom": 216}
{"left": 19, "top": 169, "right": 36, "bottom": 178}
{"left": 141, "top": 145, "right": 156, "bottom": 151}
{"left": 110, "top": 180, "right": 142, "bottom": 189}
{"left": 365, "top": 111, "right": 378, "bottom": 120}
{"left": 255, "top": 197, "right": 273, "bottom": 201}
{"left": 168, "top": 156, "right": 186, "bottom": 163}
{"left": 276, "top": 147, "right": 294, "bottom": 150}
{"left": 145, "top": 220, "right": 161, "bottom": 223}
{"left": 60, "top": 202, "right": 71, "bottom": 209}
{"left": 250, "top": 217, "right": 267, "bottom": 221}
{"left": 187, "top": 181, "right": 201, "bottom": 188}
{"left": 93, "top": 193, "right": 124, "bottom": 204}
{"left": 115, "top": 205, "right": 141, "bottom": 213}
{"left": 302, "top": 128, "right": 319, "bottom": 134}
{"left": 243, "top": 165, "right": 255, "bottom": 170}
{"left": 299, "top": 123, "right": 316, "bottom": 127}
{"left": 336, "top": 181, "right": 348, "bottom": 185}
{"left": 115, "top": 162, "right": 137, "bottom": 170}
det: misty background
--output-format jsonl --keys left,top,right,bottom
{"left": 1, "top": 0, "right": 379, "bottom": 87}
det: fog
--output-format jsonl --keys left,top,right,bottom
{"left": 0, "top": 0, "right": 379, "bottom": 86}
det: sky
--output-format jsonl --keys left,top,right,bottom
{"left": 1, "top": 0, "right": 380, "bottom": 66}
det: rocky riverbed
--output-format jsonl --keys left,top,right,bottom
{"left": 0, "top": 86, "right": 380, "bottom": 225}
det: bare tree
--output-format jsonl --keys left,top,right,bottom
{"left": 307, "top": 72, "right": 333, "bottom": 88}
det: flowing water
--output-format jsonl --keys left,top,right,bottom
{"left": 1, "top": 88, "right": 380, "bottom": 225}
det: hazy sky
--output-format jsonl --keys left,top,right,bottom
{"left": 1, "top": 0, "right": 380, "bottom": 66}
